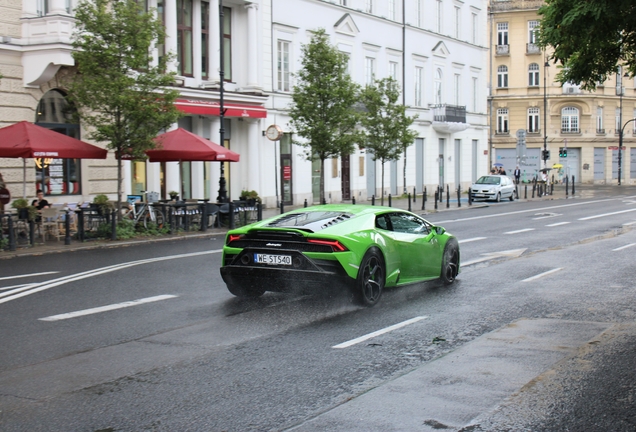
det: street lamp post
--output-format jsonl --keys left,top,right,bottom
{"left": 216, "top": 0, "right": 228, "bottom": 203}
{"left": 543, "top": 61, "right": 549, "bottom": 171}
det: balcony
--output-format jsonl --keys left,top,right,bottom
{"left": 431, "top": 104, "right": 468, "bottom": 133}
{"left": 496, "top": 45, "right": 509, "bottom": 56}
{"left": 490, "top": 0, "right": 545, "bottom": 13}
{"left": 561, "top": 128, "right": 580, "bottom": 134}
{"left": 597, "top": 128, "right": 606, "bottom": 135}
{"left": 526, "top": 43, "right": 541, "bottom": 54}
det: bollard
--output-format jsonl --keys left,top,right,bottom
{"left": 468, "top": 187, "right": 472, "bottom": 206}
{"left": 372, "top": 195, "right": 375, "bottom": 206}
{"left": 565, "top": 175, "right": 569, "bottom": 197}
{"left": 388, "top": 194, "right": 392, "bottom": 207}
{"left": 446, "top": 185, "right": 450, "bottom": 209}
{"left": 422, "top": 187, "right": 426, "bottom": 210}
{"left": 524, "top": 184, "right": 528, "bottom": 199}
{"left": 257, "top": 201, "right": 262, "bottom": 221}
{"left": 280, "top": 200, "right": 284, "bottom": 214}
{"left": 434, "top": 190, "right": 438, "bottom": 210}
{"left": 438, "top": 185, "right": 443, "bottom": 202}
{"left": 76, "top": 209, "right": 84, "bottom": 241}
{"left": 201, "top": 203, "right": 208, "bottom": 232}
{"left": 571, "top": 176, "right": 575, "bottom": 195}
{"left": 304, "top": 198, "right": 308, "bottom": 208}
{"left": 413, "top": 187, "right": 417, "bottom": 203}
{"left": 7, "top": 216, "right": 16, "bottom": 251}
{"left": 550, "top": 183, "right": 554, "bottom": 195}
{"left": 457, "top": 186, "right": 461, "bottom": 208}
{"left": 110, "top": 209, "right": 117, "bottom": 240}
{"left": 229, "top": 202, "right": 236, "bottom": 229}
{"left": 352, "top": 196, "right": 356, "bottom": 204}
{"left": 408, "top": 193, "right": 411, "bottom": 211}
{"left": 65, "top": 209, "right": 72, "bottom": 245}
{"left": 322, "top": 197, "right": 327, "bottom": 205}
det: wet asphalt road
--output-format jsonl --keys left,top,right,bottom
{"left": 1, "top": 187, "right": 636, "bottom": 431}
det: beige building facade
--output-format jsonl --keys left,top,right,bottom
{"left": 489, "top": 0, "right": 636, "bottom": 184}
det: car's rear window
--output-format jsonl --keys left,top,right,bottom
{"left": 266, "top": 211, "right": 353, "bottom": 231}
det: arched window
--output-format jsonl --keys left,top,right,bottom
{"left": 528, "top": 63, "right": 539, "bottom": 86}
{"left": 561, "top": 107, "right": 579, "bottom": 133}
{"left": 35, "top": 89, "right": 83, "bottom": 196}
{"left": 497, "top": 108, "right": 509, "bottom": 133}
{"left": 435, "top": 68, "right": 443, "bottom": 104}
{"left": 497, "top": 65, "right": 508, "bottom": 88}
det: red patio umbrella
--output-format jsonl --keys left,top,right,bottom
{"left": 0, "top": 121, "right": 108, "bottom": 198}
{"left": 146, "top": 128, "right": 240, "bottom": 162}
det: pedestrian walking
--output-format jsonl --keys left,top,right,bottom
{"left": 514, "top": 166, "right": 521, "bottom": 184}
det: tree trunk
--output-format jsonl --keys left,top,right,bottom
{"left": 116, "top": 150, "right": 122, "bottom": 222}
{"left": 320, "top": 158, "right": 325, "bottom": 204}
{"left": 380, "top": 160, "right": 385, "bottom": 206}
{"left": 403, "top": 149, "right": 407, "bottom": 195}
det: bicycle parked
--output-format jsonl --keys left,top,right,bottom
{"left": 122, "top": 191, "right": 165, "bottom": 229}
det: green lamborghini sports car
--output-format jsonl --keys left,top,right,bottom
{"left": 220, "top": 204, "right": 460, "bottom": 306}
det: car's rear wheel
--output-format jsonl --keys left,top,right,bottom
{"left": 226, "top": 283, "right": 265, "bottom": 298}
{"left": 509, "top": 191, "right": 515, "bottom": 201}
{"left": 354, "top": 249, "right": 385, "bottom": 307}
{"left": 440, "top": 239, "right": 459, "bottom": 285}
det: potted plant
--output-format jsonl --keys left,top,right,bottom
{"left": 169, "top": 190, "right": 179, "bottom": 201}
{"left": 92, "top": 194, "right": 113, "bottom": 216}
{"left": 11, "top": 198, "right": 38, "bottom": 221}
{"left": 239, "top": 190, "right": 259, "bottom": 206}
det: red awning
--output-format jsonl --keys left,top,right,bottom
{"left": 175, "top": 99, "right": 267, "bottom": 118}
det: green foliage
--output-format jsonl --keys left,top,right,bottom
{"left": 69, "top": 0, "right": 183, "bottom": 212}
{"left": 360, "top": 77, "right": 417, "bottom": 204}
{"left": 240, "top": 190, "right": 259, "bottom": 200}
{"left": 537, "top": 0, "right": 636, "bottom": 89}
{"left": 11, "top": 199, "right": 38, "bottom": 221}
{"left": 288, "top": 28, "right": 362, "bottom": 203}
{"left": 11, "top": 198, "right": 29, "bottom": 209}
{"left": 0, "top": 236, "right": 8, "bottom": 251}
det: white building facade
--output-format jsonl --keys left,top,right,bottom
{"left": 0, "top": 0, "right": 489, "bottom": 208}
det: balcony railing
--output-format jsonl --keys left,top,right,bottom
{"left": 432, "top": 104, "right": 466, "bottom": 123}
{"left": 597, "top": 128, "right": 606, "bottom": 134}
{"left": 496, "top": 45, "right": 510, "bottom": 55}
{"left": 527, "top": 129, "right": 541, "bottom": 134}
{"left": 526, "top": 43, "right": 541, "bottom": 54}
{"left": 561, "top": 128, "right": 580, "bottom": 134}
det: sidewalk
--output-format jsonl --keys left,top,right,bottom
{"left": 2, "top": 183, "right": 633, "bottom": 259}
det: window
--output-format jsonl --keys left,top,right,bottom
{"left": 37, "top": 0, "right": 48, "bottom": 16}
{"left": 472, "top": 13, "right": 478, "bottom": 44}
{"left": 597, "top": 107, "right": 604, "bottom": 133}
{"left": 561, "top": 107, "right": 579, "bottom": 133}
{"left": 497, "top": 108, "right": 509, "bottom": 133}
{"left": 277, "top": 40, "right": 291, "bottom": 92}
{"left": 528, "top": 21, "right": 539, "bottom": 43}
{"left": 388, "top": 213, "right": 429, "bottom": 234}
{"left": 455, "top": 6, "right": 461, "bottom": 39}
{"left": 222, "top": 6, "right": 232, "bottom": 81}
{"left": 342, "top": 52, "right": 351, "bottom": 75}
{"left": 454, "top": 74, "right": 460, "bottom": 105}
{"left": 177, "top": 0, "right": 193, "bottom": 76}
{"left": 528, "top": 107, "right": 540, "bottom": 132}
{"left": 389, "top": 0, "right": 396, "bottom": 20}
{"left": 365, "top": 0, "right": 373, "bottom": 13}
{"left": 528, "top": 63, "right": 539, "bottom": 86}
{"left": 497, "top": 22, "right": 508, "bottom": 46}
{"left": 414, "top": 66, "right": 423, "bottom": 107}
{"left": 201, "top": 1, "right": 209, "bottom": 78}
{"left": 435, "top": 68, "right": 442, "bottom": 104}
{"left": 497, "top": 65, "right": 508, "bottom": 88}
{"left": 416, "top": 0, "right": 423, "bottom": 27}
{"left": 436, "top": 0, "right": 443, "bottom": 33}
{"left": 633, "top": 109, "right": 636, "bottom": 134}
{"left": 365, "top": 57, "right": 375, "bottom": 85}
{"left": 472, "top": 77, "right": 478, "bottom": 112}
{"left": 389, "top": 61, "right": 398, "bottom": 81}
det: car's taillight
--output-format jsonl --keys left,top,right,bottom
{"left": 307, "top": 238, "right": 348, "bottom": 252}
{"left": 227, "top": 234, "right": 243, "bottom": 245}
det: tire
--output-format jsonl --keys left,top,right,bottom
{"left": 143, "top": 209, "right": 165, "bottom": 229}
{"left": 354, "top": 249, "right": 385, "bottom": 307}
{"left": 226, "top": 283, "right": 265, "bottom": 298}
{"left": 440, "top": 239, "right": 460, "bottom": 285}
{"left": 509, "top": 191, "right": 515, "bottom": 201}
{"left": 495, "top": 192, "right": 501, "bottom": 202}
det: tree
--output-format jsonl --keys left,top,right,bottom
{"left": 288, "top": 28, "right": 362, "bottom": 204}
{"left": 537, "top": 0, "right": 636, "bottom": 90}
{"left": 69, "top": 0, "right": 182, "bottom": 215}
{"left": 360, "top": 77, "right": 417, "bottom": 206}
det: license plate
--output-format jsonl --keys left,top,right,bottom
{"left": 475, "top": 194, "right": 485, "bottom": 197}
{"left": 254, "top": 253, "right": 292, "bottom": 265}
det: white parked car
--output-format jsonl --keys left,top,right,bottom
{"left": 470, "top": 175, "right": 516, "bottom": 202}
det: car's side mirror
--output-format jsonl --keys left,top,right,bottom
{"left": 435, "top": 226, "right": 445, "bottom": 235}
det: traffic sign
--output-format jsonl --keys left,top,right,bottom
{"left": 516, "top": 129, "right": 527, "bottom": 139}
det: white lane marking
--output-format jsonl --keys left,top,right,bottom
{"left": 462, "top": 249, "right": 527, "bottom": 266}
{"left": 613, "top": 243, "right": 636, "bottom": 251}
{"left": 434, "top": 198, "right": 617, "bottom": 224}
{"left": 0, "top": 249, "right": 222, "bottom": 306}
{"left": 39, "top": 295, "right": 178, "bottom": 321}
{"left": 0, "top": 283, "right": 35, "bottom": 291}
{"left": 459, "top": 237, "right": 487, "bottom": 244}
{"left": 578, "top": 208, "right": 636, "bottom": 221}
{"left": 546, "top": 221, "right": 571, "bottom": 227}
{"left": 504, "top": 228, "right": 535, "bottom": 235}
{"left": 332, "top": 316, "right": 427, "bottom": 349}
{"left": 623, "top": 221, "right": 636, "bottom": 226}
{"left": 522, "top": 268, "right": 563, "bottom": 282}
{"left": 532, "top": 214, "right": 562, "bottom": 220}
{"left": 0, "top": 271, "right": 59, "bottom": 282}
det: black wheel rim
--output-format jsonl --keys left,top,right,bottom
{"left": 362, "top": 256, "right": 384, "bottom": 303}
{"left": 444, "top": 249, "right": 459, "bottom": 282}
